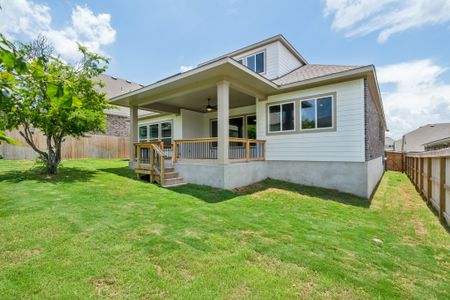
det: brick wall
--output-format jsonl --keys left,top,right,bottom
{"left": 364, "top": 79, "right": 385, "bottom": 161}
{"left": 103, "top": 114, "right": 130, "bottom": 137}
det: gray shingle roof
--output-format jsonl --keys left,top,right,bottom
{"left": 273, "top": 64, "right": 365, "bottom": 86}
{"left": 96, "top": 74, "right": 144, "bottom": 99}
{"left": 95, "top": 74, "right": 154, "bottom": 117}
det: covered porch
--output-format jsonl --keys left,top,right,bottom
{"left": 129, "top": 78, "right": 268, "bottom": 166}
{"left": 111, "top": 58, "right": 278, "bottom": 187}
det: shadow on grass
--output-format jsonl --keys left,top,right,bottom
{"left": 169, "top": 178, "right": 369, "bottom": 208}
{"left": 98, "top": 167, "right": 135, "bottom": 179}
{"left": 0, "top": 166, "right": 98, "bottom": 184}
{"left": 97, "top": 165, "right": 369, "bottom": 207}
{"left": 168, "top": 184, "right": 240, "bottom": 203}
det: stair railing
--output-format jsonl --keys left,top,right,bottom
{"left": 151, "top": 141, "right": 166, "bottom": 184}
{"left": 135, "top": 141, "right": 167, "bottom": 184}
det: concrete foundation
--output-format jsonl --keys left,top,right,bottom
{"left": 173, "top": 157, "right": 385, "bottom": 199}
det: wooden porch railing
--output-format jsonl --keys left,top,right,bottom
{"left": 172, "top": 137, "right": 266, "bottom": 163}
{"left": 405, "top": 149, "right": 450, "bottom": 225}
{"left": 135, "top": 141, "right": 167, "bottom": 184}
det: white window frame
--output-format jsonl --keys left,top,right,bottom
{"left": 267, "top": 101, "right": 296, "bottom": 133}
{"left": 138, "top": 120, "right": 173, "bottom": 142}
{"left": 234, "top": 50, "right": 266, "bottom": 74}
{"left": 300, "top": 95, "right": 334, "bottom": 131}
{"left": 138, "top": 125, "right": 149, "bottom": 141}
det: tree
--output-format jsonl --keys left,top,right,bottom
{"left": 0, "top": 34, "right": 110, "bottom": 174}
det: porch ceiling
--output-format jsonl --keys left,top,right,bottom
{"left": 140, "top": 86, "right": 255, "bottom": 113}
{"left": 110, "top": 58, "right": 278, "bottom": 111}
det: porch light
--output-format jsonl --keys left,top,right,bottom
{"left": 205, "top": 98, "right": 215, "bottom": 112}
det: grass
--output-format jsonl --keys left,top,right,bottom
{"left": 0, "top": 159, "right": 449, "bottom": 299}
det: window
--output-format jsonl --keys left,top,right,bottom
{"left": 300, "top": 96, "right": 333, "bottom": 130}
{"left": 211, "top": 117, "right": 244, "bottom": 138}
{"left": 268, "top": 102, "right": 295, "bottom": 132}
{"left": 255, "top": 52, "right": 264, "bottom": 73}
{"left": 229, "top": 117, "right": 244, "bottom": 138}
{"left": 139, "top": 126, "right": 148, "bottom": 141}
{"left": 246, "top": 115, "right": 256, "bottom": 139}
{"left": 139, "top": 121, "right": 173, "bottom": 144}
{"left": 245, "top": 52, "right": 264, "bottom": 73}
{"left": 149, "top": 124, "right": 159, "bottom": 140}
{"left": 161, "top": 122, "right": 172, "bottom": 145}
{"left": 237, "top": 51, "right": 265, "bottom": 74}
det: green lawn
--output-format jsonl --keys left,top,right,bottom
{"left": 0, "top": 159, "right": 449, "bottom": 299}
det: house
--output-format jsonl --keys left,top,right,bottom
{"left": 396, "top": 123, "right": 450, "bottom": 152}
{"left": 394, "top": 139, "right": 403, "bottom": 152}
{"left": 385, "top": 136, "right": 395, "bottom": 151}
{"left": 111, "top": 35, "right": 387, "bottom": 198}
{"left": 423, "top": 137, "right": 450, "bottom": 151}
{"left": 95, "top": 74, "right": 152, "bottom": 137}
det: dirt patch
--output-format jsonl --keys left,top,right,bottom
{"left": 91, "top": 277, "right": 118, "bottom": 297}
{"left": 414, "top": 221, "right": 428, "bottom": 235}
{"left": 227, "top": 284, "right": 251, "bottom": 300}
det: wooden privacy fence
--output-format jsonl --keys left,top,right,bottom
{"left": 385, "top": 151, "right": 404, "bottom": 172}
{"left": 0, "top": 129, "right": 130, "bottom": 160}
{"left": 405, "top": 149, "right": 450, "bottom": 225}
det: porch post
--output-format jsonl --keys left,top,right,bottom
{"left": 217, "top": 80, "right": 230, "bottom": 164}
{"left": 129, "top": 105, "right": 138, "bottom": 168}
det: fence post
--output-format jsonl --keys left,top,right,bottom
{"left": 420, "top": 157, "right": 424, "bottom": 194}
{"left": 439, "top": 157, "right": 446, "bottom": 221}
{"left": 427, "top": 157, "right": 432, "bottom": 204}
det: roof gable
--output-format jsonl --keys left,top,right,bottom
{"left": 198, "top": 34, "right": 307, "bottom": 67}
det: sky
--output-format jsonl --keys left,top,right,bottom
{"left": 1, "top": 0, "right": 450, "bottom": 139}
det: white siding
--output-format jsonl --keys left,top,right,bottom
{"left": 181, "top": 109, "right": 204, "bottom": 139}
{"left": 232, "top": 41, "right": 303, "bottom": 80}
{"left": 233, "top": 43, "right": 278, "bottom": 80}
{"left": 277, "top": 41, "right": 302, "bottom": 77}
{"left": 257, "top": 79, "right": 366, "bottom": 162}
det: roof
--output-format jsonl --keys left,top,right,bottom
{"left": 199, "top": 34, "right": 308, "bottom": 67}
{"left": 402, "top": 123, "right": 450, "bottom": 152}
{"left": 95, "top": 74, "right": 153, "bottom": 117}
{"left": 108, "top": 35, "right": 386, "bottom": 129}
{"left": 423, "top": 136, "right": 450, "bottom": 147}
{"left": 96, "top": 74, "right": 144, "bottom": 98}
{"left": 273, "top": 64, "right": 366, "bottom": 85}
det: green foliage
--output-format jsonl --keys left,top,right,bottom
{"left": 0, "top": 34, "right": 110, "bottom": 173}
{"left": 0, "top": 130, "right": 18, "bottom": 145}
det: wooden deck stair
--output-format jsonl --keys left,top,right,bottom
{"left": 134, "top": 141, "right": 186, "bottom": 188}
{"left": 135, "top": 166, "right": 186, "bottom": 187}
{"left": 161, "top": 167, "right": 186, "bottom": 187}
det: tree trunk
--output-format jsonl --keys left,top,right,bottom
{"left": 44, "top": 134, "right": 62, "bottom": 175}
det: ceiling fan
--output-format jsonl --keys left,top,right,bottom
{"left": 205, "top": 98, "right": 217, "bottom": 112}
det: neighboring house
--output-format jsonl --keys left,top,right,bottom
{"left": 397, "top": 123, "right": 450, "bottom": 152}
{"left": 111, "top": 35, "right": 387, "bottom": 198}
{"left": 394, "top": 139, "right": 403, "bottom": 152}
{"left": 423, "top": 137, "right": 450, "bottom": 151}
{"left": 385, "top": 136, "right": 395, "bottom": 151}
{"left": 95, "top": 74, "right": 152, "bottom": 137}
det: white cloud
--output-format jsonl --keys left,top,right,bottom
{"left": 179, "top": 65, "right": 194, "bottom": 73}
{"left": 0, "top": 0, "right": 116, "bottom": 61}
{"left": 324, "top": 0, "right": 450, "bottom": 42}
{"left": 378, "top": 59, "right": 450, "bottom": 138}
